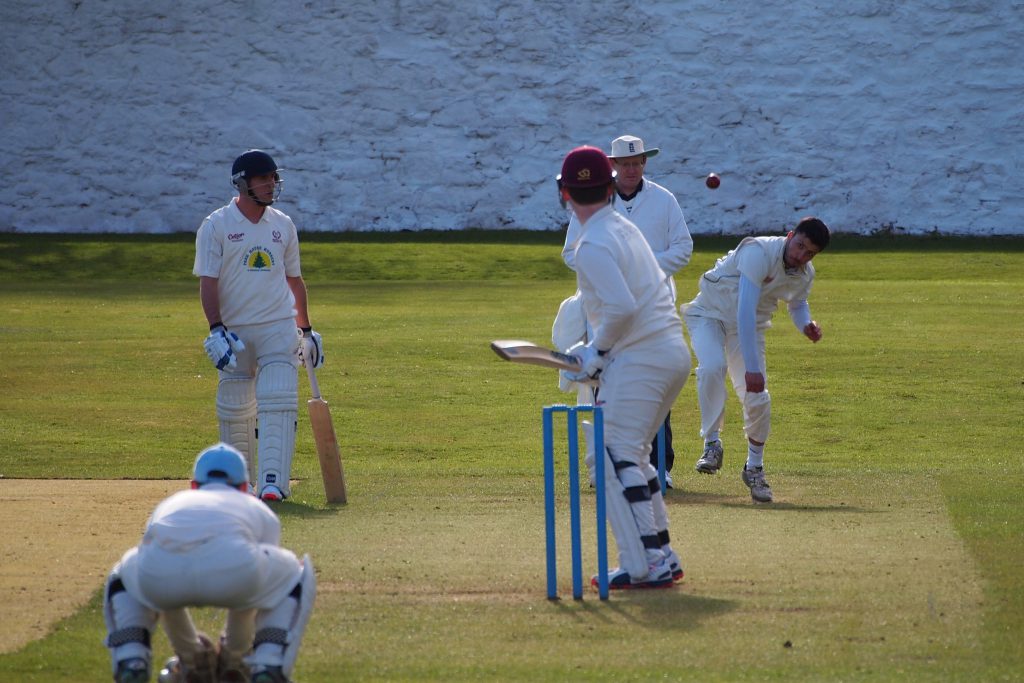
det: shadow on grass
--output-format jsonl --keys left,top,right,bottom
{"left": 548, "top": 590, "right": 736, "bottom": 631}
{"left": 267, "top": 499, "right": 350, "bottom": 519}
{"left": 663, "top": 490, "right": 873, "bottom": 513}
{"left": 663, "top": 490, "right": 734, "bottom": 505}
{"left": 715, "top": 501, "right": 874, "bottom": 513}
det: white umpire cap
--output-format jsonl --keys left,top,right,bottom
{"left": 608, "top": 135, "right": 660, "bottom": 159}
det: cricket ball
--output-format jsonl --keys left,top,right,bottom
{"left": 705, "top": 173, "right": 721, "bottom": 189}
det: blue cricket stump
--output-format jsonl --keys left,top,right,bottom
{"left": 542, "top": 404, "right": 608, "bottom": 600}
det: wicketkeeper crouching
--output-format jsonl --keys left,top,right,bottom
{"left": 102, "top": 443, "right": 315, "bottom": 683}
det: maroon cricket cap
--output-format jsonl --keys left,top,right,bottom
{"left": 558, "top": 146, "right": 615, "bottom": 188}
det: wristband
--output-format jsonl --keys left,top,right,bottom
{"left": 210, "top": 321, "right": 224, "bottom": 331}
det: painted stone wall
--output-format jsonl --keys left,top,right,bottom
{"left": 1, "top": 0, "right": 1021, "bottom": 235}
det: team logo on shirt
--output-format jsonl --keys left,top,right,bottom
{"left": 272, "top": 230, "right": 282, "bottom": 243}
{"left": 228, "top": 232, "right": 245, "bottom": 242}
{"left": 244, "top": 246, "right": 275, "bottom": 271}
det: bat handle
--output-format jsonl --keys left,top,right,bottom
{"left": 305, "top": 360, "right": 322, "bottom": 399}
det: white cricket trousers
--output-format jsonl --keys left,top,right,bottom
{"left": 685, "top": 314, "right": 771, "bottom": 444}
{"left": 596, "top": 336, "right": 690, "bottom": 577}
{"left": 122, "top": 540, "right": 300, "bottom": 611}
{"left": 116, "top": 539, "right": 302, "bottom": 660}
{"left": 598, "top": 341, "right": 691, "bottom": 465}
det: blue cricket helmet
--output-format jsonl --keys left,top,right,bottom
{"left": 230, "top": 149, "right": 282, "bottom": 206}
{"left": 231, "top": 149, "right": 278, "bottom": 183}
{"left": 193, "top": 442, "right": 249, "bottom": 487}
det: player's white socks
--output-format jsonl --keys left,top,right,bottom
{"left": 705, "top": 431, "right": 720, "bottom": 445}
{"left": 746, "top": 442, "right": 765, "bottom": 469}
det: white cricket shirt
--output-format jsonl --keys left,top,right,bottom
{"left": 193, "top": 199, "right": 302, "bottom": 327}
{"left": 573, "top": 204, "right": 680, "bottom": 352}
{"left": 563, "top": 178, "right": 693, "bottom": 278}
{"left": 141, "top": 485, "right": 282, "bottom": 551}
{"left": 685, "top": 235, "right": 815, "bottom": 330}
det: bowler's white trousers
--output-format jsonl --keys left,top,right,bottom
{"left": 684, "top": 313, "right": 771, "bottom": 444}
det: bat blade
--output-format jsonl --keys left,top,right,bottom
{"left": 307, "top": 397, "right": 348, "bottom": 504}
{"left": 490, "top": 339, "right": 580, "bottom": 372}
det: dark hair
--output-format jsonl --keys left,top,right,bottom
{"left": 795, "top": 216, "right": 831, "bottom": 251}
{"left": 567, "top": 183, "right": 612, "bottom": 206}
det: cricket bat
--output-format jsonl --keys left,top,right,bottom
{"left": 305, "top": 362, "right": 348, "bottom": 504}
{"left": 490, "top": 339, "right": 581, "bottom": 372}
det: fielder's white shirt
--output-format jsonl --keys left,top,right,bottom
{"left": 141, "top": 485, "right": 281, "bottom": 551}
{"left": 121, "top": 483, "right": 302, "bottom": 611}
{"left": 193, "top": 199, "right": 302, "bottom": 327}
{"left": 684, "top": 235, "right": 815, "bottom": 330}
{"left": 573, "top": 204, "right": 680, "bottom": 352}
{"left": 563, "top": 178, "right": 693, "bottom": 279}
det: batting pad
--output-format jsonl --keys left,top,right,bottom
{"left": 217, "top": 376, "right": 258, "bottom": 483}
{"left": 602, "top": 451, "right": 654, "bottom": 579}
{"left": 643, "top": 462, "right": 670, "bottom": 536}
{"left": 104, "top": 565, "right": 157, "bottom": 674}
{"left": 250, "top": 554, "right": 317, "bottom": 675}
{"left": 256, "top": 361, "right": 298, "bottom": 496}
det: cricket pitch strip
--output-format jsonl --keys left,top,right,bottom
{"left": 0, "top": 480, "right": 180, "bottom": 654}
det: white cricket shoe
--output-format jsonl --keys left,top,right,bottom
{"left": 114, "top": 657, "right": 149, "bottom": 683}
{"left": 695, "top": 440, "right": 724, "bottom": 474}
{"left": 741, "top": 466, "right": 773, "bottom": 503}
{"left": 591, "top": 558, "right": 675, "bottom": 590}
{"left": 260, "top": 485, "right": 284, "bottom": 503}
{"left": 664, "top": 549, "right": 684, "bottom": 582}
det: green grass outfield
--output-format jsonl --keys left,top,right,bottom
{"left": 1, "top": 231, "right": 1022, "bottom": 682}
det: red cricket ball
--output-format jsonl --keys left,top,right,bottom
{"left": 705, "top": 173, "right": 721, "bottom": 189}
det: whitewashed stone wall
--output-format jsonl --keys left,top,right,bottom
{"left": 1, "top": 0, "right": 1021, "bottom": 235}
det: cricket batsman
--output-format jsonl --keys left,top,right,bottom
{"left": 194, "top": 149, "right": 324, "bottom": 502}
{"left": 557, "top": 146, "right": 691, "bottom": 589}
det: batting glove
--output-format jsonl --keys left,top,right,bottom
{"left": 561, "top": 341, "right": 606, "bottom": 383}
{"left": 204, "top": 323, "right": 246, "bottom": 372}
{"left": 298, "top": 327, "right": 325, "bottom": 369}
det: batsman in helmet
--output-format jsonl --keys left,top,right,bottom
{"left": 556, "top": 146, "right": 692, "bottom": 589}
{"left": 193, "top": 149, "right": 324, "bottom": 502}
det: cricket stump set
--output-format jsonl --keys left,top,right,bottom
{"left": 541, "top": 404, "right": 668, "bottom": 600}
{"left": 543, "top": 404, "right": 608, "bottom": 600}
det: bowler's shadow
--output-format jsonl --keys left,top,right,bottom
{"left": 664, "top": 489, "right": 871, "bottom": 513}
